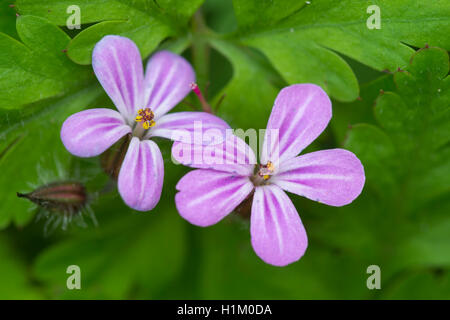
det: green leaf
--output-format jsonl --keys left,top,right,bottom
{"left": 233, "top": 0, "right": 450, "bottom": 101}
{"left": 396, "top": 217, "right": 450, "bottom": 270}
{"left": 233, "top": 0, "right": 306, "bottom": 30}
{"left": 0, "top": 15, "right": 91, "bottom": 109}
{"left": 373, "top": 47, "right": 450, "bottom": 208}
{"left": 0, "top": 86, "right": 102, "bottom": 228}
{"left": 341, "top": 48, "right": 450, "bottom": 280}
{"left": 0, "top": 2, "right": 19, "bottom": 38}
{"left": 330, "top": 74, "right": 396, "bottom": 143}
{"left": 243, "top": 32, "right": 359, "bottom": 101}
{"left": 345, "top": 47, "right": 449, "bottom": 208}
{"left": 0, "top": 236, "right": 42, "bottom": 299}
{"left": 374, "top": 92, "right": 410, "bottom": 131}
{"left": 193, "top": 220, "right": 370, "bottom": 299}
{"left": 34, "top": 197, "right": 186, "bottom": 299}
{"left": 381, "top": 270, "right": 450, "bottom": 299}
{"left": 16, "top": 0, "right": 204, "bottom": 64}
{"left": 344, "top": 123, "right": 397, "bottom": 198}
{"left": 203, "top": 0, "right": 237, "bottom": 34}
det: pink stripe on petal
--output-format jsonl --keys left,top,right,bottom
{"left": 251, "top": 185, "right": 308, "bottom": 267}
{"left": 175, "top": 169, "right": 254, "bottom": 226}
{"left": 272, "top": 149, "right": 365, "bottom": 207}
{"left": 144, "top": 51, "right": 195, "bottom": 118}
{"left": 118, "top": 137, "right": 164, "bottom": 211}
{"left": 61, "top": 108, "right": 131, "bottom": 157}
{"left": 172, "top": 134, "right": 256, "bottom": 176}
{"left": 92, "top": 36, "right": 144, "bottom": 121}
{"left": 147, "top": 111, "right": 230, "bottom": 144}
{"left": 261, "top": 84, "right": 332, "bottom": 164}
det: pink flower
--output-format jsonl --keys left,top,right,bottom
{"left": 61, "top": 36, "right": 229, "bottom": 211}
{"left": 172, "top": 84, "right": 365, "bottom": 266}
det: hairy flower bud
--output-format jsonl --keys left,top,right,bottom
{"left": 17, "top": 180, "right": 96, "bottom": 235}
{"left": 17, "top": 181, "right": 87, "bottom": 215}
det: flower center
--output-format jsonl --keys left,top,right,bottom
{"left": 135, "top": 108, "right": 155, "bottom": 130}
{"left": 258, "top": 161, "right": 275, "bottom": 180}
{"left": 250, "top": 161, "right": 275, "bottom": 186}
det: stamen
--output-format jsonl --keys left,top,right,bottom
{"left": 143, "top": 120, "right": 155, "bottom": 129}
{"left": 258, "top": 161, "right": 275, "bottom": 180}
{"left": 135, "top": 108, "right": 155, "bottom": 130}
{"left": 190, "top": 83, "right": 202, "bottom": 97}
{"left": 190, "top": 82, "right": 213, "bottom": 114}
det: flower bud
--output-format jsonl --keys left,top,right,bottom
{"left": 17, "top": 181, "right": 87, "bottom": 215}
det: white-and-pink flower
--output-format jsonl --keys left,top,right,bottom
{"left": 172, "top": 84, "right": 366, "bottom": 266}
{"left": 61, "top": 36, "right": 229, "bottom": 211}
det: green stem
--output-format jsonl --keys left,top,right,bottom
{"left": 191, "top": 9, "right": 210, "bottom": 93}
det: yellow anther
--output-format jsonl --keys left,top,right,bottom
{"left": 135, "top": 107, "right": 155, "bottom": 130}
{"left": 143, "top": 120, "right": 155, "bottom": 130}
{"left": 258, "top": 161, "right": 275, "bottom": 180}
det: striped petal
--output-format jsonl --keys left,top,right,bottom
{"left": 261, "top": 84, "right": 332, "bottom": 164}
{"left": 61, "top": 108, "right": 131, "bottom": 157}
{"left": 146, "top": 111, "right": 230, "bottom": 145}
{"left": 118, "top": 137, "right": 164, "bottom": 211}
{"left": 251, "top": 185, "right": 308, "bottom": 267}
{"left": 144, "top": 51, "right": 195, "bottom": 118}
{"left": 272, "top": 149, "right": 365, "bottom": 207}
{"left": 172, "top": 134, "right": 256, "bottom": 176}
{"left": 175, "top": 169, "right": 254, "bottom": 226}
{"left": 92, "top": 35, "right": 144, "bottom": 121}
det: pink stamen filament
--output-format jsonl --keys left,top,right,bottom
{"left": 190, "top": 82, "right": 213, "bottom": 114}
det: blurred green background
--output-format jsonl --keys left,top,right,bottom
{"left": 0, "top": 0, "right": 449, "bottom": 299}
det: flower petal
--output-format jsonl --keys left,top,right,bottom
{"left": 144, "top": 51, "right": 195, "bottom": 118}
{"left": 92, "top": 35, "right": 144, "bottom": 121}
{"left": 175, "top": 169, "right": 254, "bottom": 226}
{"left": 261, "top": 84, "right": 332, "bottom": 164}
{"left": 272, "top": 149, "right": 365, "bottom": 207}
{"left": 251, "top": 185, "right": 308, "bottom": 267}
{"left": 118, "top": 137, "right": 164, "bottom": 211}
{"left": 147, "top": 111, "right": 230, "bottom": 144}
{"left": 61, "top": 108, "right": 131, "bottom": 157}
{"left": 172, "top": 134, "right": 256, "bottom": 176}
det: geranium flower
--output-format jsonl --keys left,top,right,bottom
{"left": 172, "top": 84, "right": 365, "bottom": 266}
{"left": 61, "top": 35, "right": 229, "bottom": 211}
